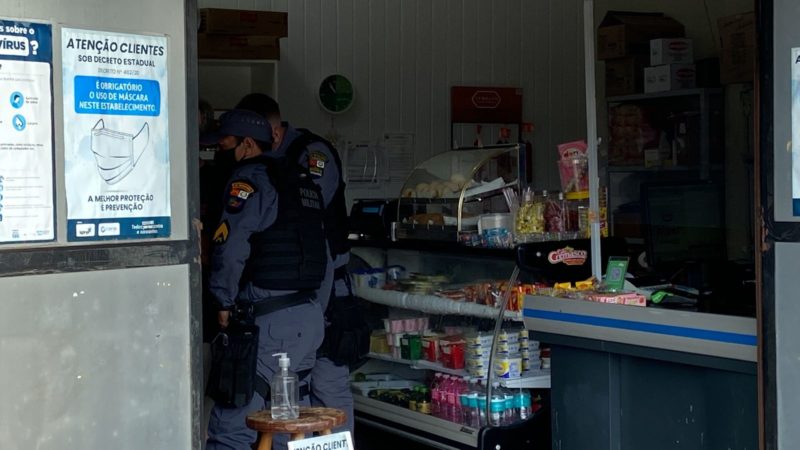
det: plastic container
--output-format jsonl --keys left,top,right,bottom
{"left": 271, "top": 353, "right": 299, "bottom": 419}
{"left": 557, "top": 157, "right": 589, "bottom": 193}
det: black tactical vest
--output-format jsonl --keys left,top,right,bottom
{"left": 286, "top": 130, "right": 351, "bottom": 259}
{"left": 243, "top": 156, "right": 327, "bottom": 291}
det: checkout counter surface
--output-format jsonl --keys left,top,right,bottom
{"left": 523, "top": 295, "right": 757, "bottom": 362}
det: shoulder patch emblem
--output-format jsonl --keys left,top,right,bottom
{"left": 308, "top": 151, "right": 328, "bottom": 178}
{"left": 226, "top": 180, "right": 256, "bottom": 214}
{"left": 213, "top": 220, "right": 230, "bottom": 244}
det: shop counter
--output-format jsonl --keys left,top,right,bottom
{"left": 523, "top": 295, "right": 757, "bottom": 450}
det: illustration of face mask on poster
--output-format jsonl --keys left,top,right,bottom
{"left": 61, "top": 28, "right": 170, "bottom": 241}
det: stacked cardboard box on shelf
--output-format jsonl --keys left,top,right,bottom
{"left": 718, "top": 12, "right": 755, "bottom": 84}
{"left": 644, "top": 38, "right": 696, "bottom": 93}
{"left": 598, "top": 11, "right": 685, "bottom": 96}
{"left": 197, "top": 8, "right": 287, "bottom": 60}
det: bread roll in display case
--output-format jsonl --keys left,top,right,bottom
{"left": 395, "top": 144, "right": 522, "bottom": 241}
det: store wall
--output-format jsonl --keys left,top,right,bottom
{"left": 198, "top": 0, "right": 589, "bottom": 198}
{"left": 593, "top": 0, "right": 755, "bottom": 260}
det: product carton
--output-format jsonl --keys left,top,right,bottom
{"left": 197, "top": 33, "right": 280, "bottom": 60}
{"left": 597, "top": 11, "right": 685, "bottom": 60}
{"left": 650, "top": 38, "right": 694, "bottom": 65}
{"left": 199, "top": 8, "right": 288, "bottom": 37}
{"left": 718, "top": 12, "right": 755, "bottom": 84}
{"left": 644, "top": 63, "right": 697, "bottom": 93}
{"left": 604, "top": 56, "right": 648, "bottom": 96}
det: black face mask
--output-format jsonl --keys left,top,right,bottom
{"left": 213, "top": 148, "right": 237, "bottom": 174}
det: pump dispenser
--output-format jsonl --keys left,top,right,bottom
{"left": 271, "top": 353, "right": 299, "bottom": 419}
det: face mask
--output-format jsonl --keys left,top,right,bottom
{"left": 213, "top": 147, "right": 238, "bottom": 171}
{"left": 90, "top": 119, "right": 150, "bottom": 185}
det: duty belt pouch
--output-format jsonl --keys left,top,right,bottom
{"left": 321, "top": 295, "right": 371, "bottom": 367}
{"left": 207, "top": 323, "right": 260, "bottom": 408}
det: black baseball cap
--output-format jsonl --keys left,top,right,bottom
{"left": 199, "top": 109, "right": 272, "bottom": 145}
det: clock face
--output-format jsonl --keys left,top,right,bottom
{"left": 318, "top": 74, "right": 354, "bottom": 114}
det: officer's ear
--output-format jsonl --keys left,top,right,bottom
{"left": 242, "top": 137, "right": 261, "bottom": 157}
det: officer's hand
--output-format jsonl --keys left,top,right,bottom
{"left": 218, "top": 310, "right": 231, "bottom": 329}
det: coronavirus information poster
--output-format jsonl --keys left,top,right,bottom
{"left": 793, "top": 47, "right": 800, "bottom": 216}
{"left": 0, "top": 19, "right": 54, "bottom": 244}
{"left": 62, "top": 28, "right": 170, "bottom": 241}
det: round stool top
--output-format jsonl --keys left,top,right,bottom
{"left": 246, "top": 407, "right": 347, "bottom": 434}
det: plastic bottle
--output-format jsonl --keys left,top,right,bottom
{"left": 477, "top": 394, "right": 488, "bottom": 428}
{"left": 430, "top": 373, "right": 443, "bottom": 418}
{"left": 270, "top": 353, "right": 299, "bottom": 419}
{"left": 463, "top": 378, "right": 480, "bottom": 427}
{"left": 516, "top": 389, "right": 532, "bottom": 421}
{"left": 503, "top": 385, "right": 517, "bottom": 425}
{"left": 450, "top": 376, "right": 470, "bottom": 423}
{"left": 437, "top": 375, "right": 451, "bottom": 420}
{"left": 489, "top": 382, "right": 505, "bottom": 427}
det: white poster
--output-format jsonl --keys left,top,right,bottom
{"left": 0, "top": 19, "right": 54, "bottom": 243}
{"left": 793, "top": 48, "right": 800, "bottom": 216}
{"left": 62, "top": 28, "right": 170, "bottom": 241}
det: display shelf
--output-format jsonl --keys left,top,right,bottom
{"left": 367, "top": 352, "right": 551, "bottom": 388}
{"left": 354, "top": 395, "right": 479, "bottom": 448}
{"left": 354, "top": 286, "right": 523, "bottom": 321}
{"left": 367, "top": 352, "right": 468, "bottom": 377}
{"left": 499, "top": 369, "right": 552, "bottom": 389}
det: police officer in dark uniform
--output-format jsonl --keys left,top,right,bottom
{"left": 236, "top": 93, "right": 362, "bottom": 437}
{"left": 205, "top": 109, "right": 327, "bottom": 450}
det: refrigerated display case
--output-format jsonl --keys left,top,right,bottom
{"left": 394, "top": 144, "right": 522, "bottom": 242}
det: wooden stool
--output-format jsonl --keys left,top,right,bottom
{"left": 246, "top": 407, "right": 347, "bottom": 450}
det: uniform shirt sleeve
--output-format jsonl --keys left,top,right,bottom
{"left": 299, "top": 140, "right": 341, "bottom": 208}
{"left": 208, "top": 164, "right": 278, "bottom": 309}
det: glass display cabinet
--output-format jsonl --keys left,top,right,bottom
{"left": 395, "top": 144, "right": 522, "bottom": 242}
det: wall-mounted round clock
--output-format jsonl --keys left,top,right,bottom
{"left": 318, "top": 74, "right": 354, "bottom": 114}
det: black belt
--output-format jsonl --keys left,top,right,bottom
{"left": 254, "top": 368, "right": 312, "bottom": 400}
{"left": 236, "top": 291, "right": 314, "bottom": 318}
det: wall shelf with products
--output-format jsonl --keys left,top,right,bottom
{"left": 604, "top": 88, "right": 724, "bottom": 240}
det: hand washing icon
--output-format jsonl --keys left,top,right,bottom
{"left": 90, "top": 119, "right": 150, "bottom": 185}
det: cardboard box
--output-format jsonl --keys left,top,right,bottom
{"left": 604, "top": 56, "right": 648, "bottom": 96}
{"left": 197, "top": 33, "right": 280, "bottom": 60}
{"left": 199, "top": 8, "right": 288, "bottom": 37}
{"left": 718, "top": 12, "right": 755, "bottom": 84}
{"left": 644, "top": 64, "right": 697, "bottom": 93}
{"left": 650, "top": 38, "right": 694, "bottom": 65}
{"left": 597, "top": 11, "right": 685, "bottom": 60}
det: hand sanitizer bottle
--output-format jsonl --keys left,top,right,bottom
{"left": 271, "top": 353, "right": 299, "bottom": 419}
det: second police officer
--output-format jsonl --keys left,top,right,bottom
{"left": 236, "top": 93, "right": 366, "bottom": 438}
{"left": 205, "top": 109, "right": 328, "bottom": 450}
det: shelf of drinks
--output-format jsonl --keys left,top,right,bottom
{"left": 354, "top": 286, "right": 524, "bottom": 321}
{"left": 353, "top": 394, "right": 480, "bottom": 448}
{"left": 366, "top": 351, "right": 551, "bottom": 389}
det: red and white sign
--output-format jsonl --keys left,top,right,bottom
{"left": 451, "top": 86, "right": 523, "bottom": 124}
{"left": 548, "top": 247, "right": 588, "bottom": 266}
{"left": 471, "top": 90, "right": 502, "bottom": 109}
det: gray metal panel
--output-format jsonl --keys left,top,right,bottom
{"left": 0, "top": 265, "right": 192, "bottom": 450}
{"left": 549, "top": 344, "right": 757, "bottom": 450}
{"left": 523, "top": 295, "right": 757, "bottom": 361}
{"left": 776, "top": 242, "right": 800, "bottom": 449}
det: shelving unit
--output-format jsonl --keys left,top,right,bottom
{"left": 354, "top": 395, "right": 480, "bottom": 449}
{"left": 354, "top": 286, "right": 523, "bottom": 321}
{"left": 604, "top": 88, "right": 724, "bottom": 239}
{"left": 366, "top": 352, "right": 552, "bottom": 388}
